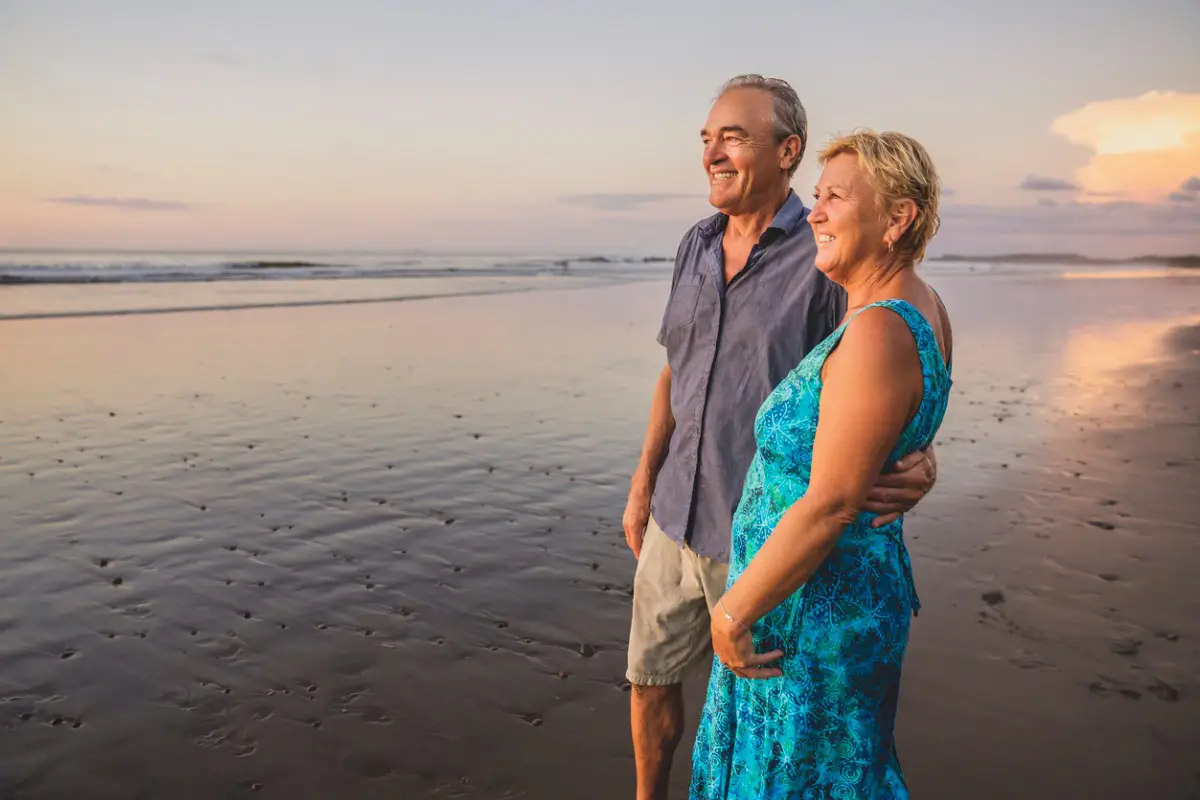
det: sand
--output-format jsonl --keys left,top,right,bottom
{"left": 1, "top": 270, "right": 1197, "bottom": 799}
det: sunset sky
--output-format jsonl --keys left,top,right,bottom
{"left": 2, "top": 0, "right": 1199, "bottom": 257}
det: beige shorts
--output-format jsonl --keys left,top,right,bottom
{"left": 626, "top": 514, "right": 730, "bottom": 686}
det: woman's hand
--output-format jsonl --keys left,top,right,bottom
{"left": 711, "top": 600, "right": 784, "bottom": 680}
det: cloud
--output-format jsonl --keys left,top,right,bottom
{"left": 930, "top": 199, "right": 1200, "bottom": 258}
{"left": 1181, "top": 176, "right": 1200, "bottom": 193}
{"left": 1036, "top": 198, "right": 1058, "bottom": 207}
{"left": 1050, "top": 91, "right": 1200, "bottom": 203}
{"left": 47, "top": 195, "right": 193, "bottom": 212}
{"left": 1020, "top": 175, "right": 1079, "bottom": 192}
{"left": 941, "top": 199, "right": 1200, "bottom": 237}
{"left": 557, "top": 192, "right": 697, "bottom": 211}
{"left": 1168, "top": 191, "right": 1197, "bottom": 203}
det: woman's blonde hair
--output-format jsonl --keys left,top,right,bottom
{"left": 819, "top": 130, "right": 941, "bottom": 264}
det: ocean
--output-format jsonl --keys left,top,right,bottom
{"left": 1, "top": 248, "right": 1190, "bottom": 321}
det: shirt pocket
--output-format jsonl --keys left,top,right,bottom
{"left": 663, "top": 275, "right": 705, "bottom": 330}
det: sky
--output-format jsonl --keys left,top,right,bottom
{"left": 2, "top": 0, "right": 1199, "bottom": 257}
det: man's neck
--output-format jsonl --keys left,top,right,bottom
{"left": 724, "top": 186, "right": 791, "bottom": 242}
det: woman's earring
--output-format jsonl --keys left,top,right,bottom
{"left": 887, "top": 240, "right": 894, "bottom": 252}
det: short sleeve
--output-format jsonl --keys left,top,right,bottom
{"left": 656, "top": 230, "right": 693, "bottom": 347}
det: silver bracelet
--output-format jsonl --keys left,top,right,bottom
{"left": 718, "top": 597, "right": 751, "bottom": 633}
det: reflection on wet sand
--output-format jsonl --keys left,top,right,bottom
{"left": 1, "top": 271, "right": 1197, "bottom": 799}
{"left": 1049, "top": 314, "right": 1200, "bottom": 420}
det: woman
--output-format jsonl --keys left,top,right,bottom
{"left": 689, "top": 130, "right": 953, "bottom": 799}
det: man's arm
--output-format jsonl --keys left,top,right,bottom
{"left": 862, "top": 444, "right": 937, "bottom": 527}
{"left": 623, "top": 364, "right": 674, "bottom": 558}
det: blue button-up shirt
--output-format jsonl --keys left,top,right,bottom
{"left": 651, "top": 190, "right": 847, "bottom": 562}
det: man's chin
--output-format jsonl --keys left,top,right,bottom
{"left": 708, "top": 190, "right": 737, "bottom": 213}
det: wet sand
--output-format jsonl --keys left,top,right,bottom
{"left": 1, "top": 271, "right": 1197, "bottom": 799}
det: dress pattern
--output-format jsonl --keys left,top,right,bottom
{"left": 690, "top": 299, "right": 953, "bottom": 799}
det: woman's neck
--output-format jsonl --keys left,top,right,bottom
{"left": 843, "top": 258, "right": 915, "bottom": 311}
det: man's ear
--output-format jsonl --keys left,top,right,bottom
{"left": 780, "top": 135, "right": 802, "bottom": 171}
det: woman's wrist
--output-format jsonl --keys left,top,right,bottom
{"left": 716, "top": 594, "right": 754, "bottom": 633}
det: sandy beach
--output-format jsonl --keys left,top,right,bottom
{"left": 1, "top": 268, "right": 1197, "bottom": 799}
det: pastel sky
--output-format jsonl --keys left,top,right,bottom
{"left": 2, "top": 0, "right": 1199, "bottom": 256}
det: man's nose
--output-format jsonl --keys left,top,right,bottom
{"left": 703, "top": 142, "right": 725, "bottom": 168}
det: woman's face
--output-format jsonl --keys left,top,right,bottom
{"left": 808, "top": 152, "right": 890, "bottom": 282}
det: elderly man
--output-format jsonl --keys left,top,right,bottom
{"left": 622, "top": 75, "right": 937, "bottom": 800}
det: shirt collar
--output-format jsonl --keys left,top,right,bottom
{"left": 700, "top": 188, "right": 808, "bottom": 242}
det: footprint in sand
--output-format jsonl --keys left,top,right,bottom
{"left": 1111, "top": 638, "right": 1141, "bottom": 657}
{"left": 1088, "top": 675, "right": 1156, "bottom": 701}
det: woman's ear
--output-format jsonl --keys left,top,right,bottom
{"left": 886, "top": 199, "right": 918, "bottom": 246}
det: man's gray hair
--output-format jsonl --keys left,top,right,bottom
{"left": 717, "top": 74, "right": 808, "bottom": 176}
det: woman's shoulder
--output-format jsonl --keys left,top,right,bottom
{"left": 844, "top": 301, "right": 921, "bottom": 343}
{"left": 832, "top": 303, "right": 921, "bottom": 372}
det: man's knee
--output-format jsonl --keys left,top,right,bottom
{"left": 630, "top": 681, "right": 680, "bottom": 700}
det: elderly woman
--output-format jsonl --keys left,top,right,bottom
{"left": 689, "top": 130, "right": 953, "bottom": 799}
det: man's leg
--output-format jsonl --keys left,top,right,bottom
{"left": 631, "top": 682, "right": 684, "bottom": 800}
{"left": 627, "top": 517, "right": 717, "bottom": 800}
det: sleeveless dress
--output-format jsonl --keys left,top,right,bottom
{"left": 689, "top": 299, "right": 953, "bottom": 800}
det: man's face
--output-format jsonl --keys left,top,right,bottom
{"left": 701, "top": 88, "right": 795, "bottom": 217}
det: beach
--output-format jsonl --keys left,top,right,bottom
{"left": 1, "top": 265, "right": 1197, "bottom": 799}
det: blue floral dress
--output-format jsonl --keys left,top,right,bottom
{"left": 690, "top": 299, "right": 953, "bottom": 799}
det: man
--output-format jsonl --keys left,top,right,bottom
{"left": 622, "top": 75, "right": 937, "bottom": 800}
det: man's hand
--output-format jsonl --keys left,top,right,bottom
{"left": 623, "top": 480, "right": 652, "bottom": 558}
{"left": 862, "top": 446, "right": 938, "bottom": 527}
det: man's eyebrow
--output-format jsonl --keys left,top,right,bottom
{"left": 700, "top": 125, "right": 751, "bottom": 138}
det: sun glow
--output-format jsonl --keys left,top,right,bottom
{"left": 1051, "top": 92, "right": 1200, "bottom": 203}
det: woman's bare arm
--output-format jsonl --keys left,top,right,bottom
{"left": 718, "top": 307, "right": 923, "bottom": 626}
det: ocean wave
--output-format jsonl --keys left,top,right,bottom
{"left": 0, "top": 252, "right": 673, "bottom": 286}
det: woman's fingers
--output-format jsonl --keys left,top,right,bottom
{"left": 731, "top": 657, "right": 784, "bottom": 680}
{"left": 734, "top": 666, "right": 783, "bottom": 680}
{"left": 745, "top": 649, "right": 784, "bottom": 665}
{"left": 723, "top": 648, "right": 785, "bottom": 679}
